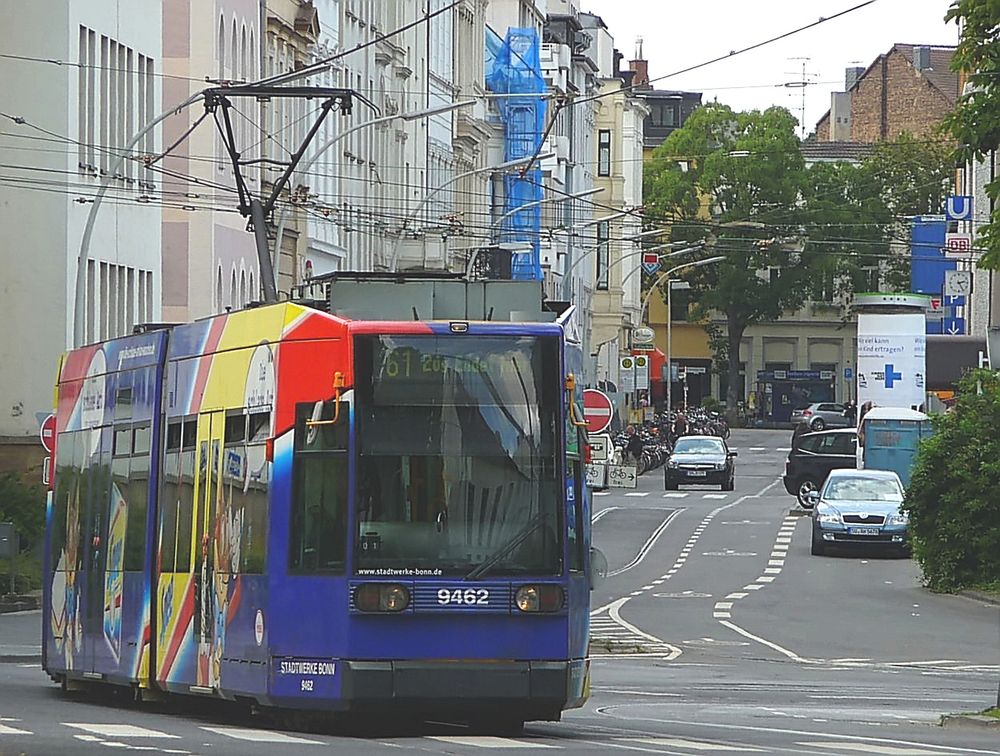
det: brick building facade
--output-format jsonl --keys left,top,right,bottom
{"left": 815, "top": 44, "right": 957, "bottom": 143}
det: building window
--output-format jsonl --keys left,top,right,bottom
{"left": 670, "top": 288, "right": 689, "bottom": 321}
{"left": 855, "top": 266, "right": 880, "bottom": 293}
{"left": 596, "top": 221, "right": 610, "bottom": 290}
{"left": 814, "top": 269, "right": 835, "bottom": 302}
{"left": 597, "top": 129, "right": 611, "bottom": 177}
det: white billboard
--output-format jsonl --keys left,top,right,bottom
{"left": 856, "top": 313, "right": 926, "bottom": 411}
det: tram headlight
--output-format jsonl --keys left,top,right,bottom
{"left": 354, "top": 583, "right": 410, "bottom": 613}
{"left": 515, "top": 585, "right": 564, "bottom": 613}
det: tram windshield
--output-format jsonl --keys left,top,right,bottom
{"left": 353, "top": 334, "right": 562, "bottom": 576}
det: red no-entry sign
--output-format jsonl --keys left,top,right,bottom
{"left": 39, "top": 413, "right": 56, "bottom": 454}
{"left": 582, "top": 389, "right": 614, "bottom": 434}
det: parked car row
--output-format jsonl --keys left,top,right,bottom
{"left": 783, "top": 423, "right": 916, "bottom": 558}
{"left": 789, "top": 402, "right": 853, "bottom": 431}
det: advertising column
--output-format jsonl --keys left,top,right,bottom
{"left": 855, "top": 295, "right": 928, "bottom": 412}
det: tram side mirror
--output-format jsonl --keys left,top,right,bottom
{"left": 589, "top": 546, "right": 608, "bottom": 591}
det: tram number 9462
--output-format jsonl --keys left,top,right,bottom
{"left": 437, "top": 588, "right": 489, "bottom": 606}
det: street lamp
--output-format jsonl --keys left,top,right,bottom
{"left": 466, "top": 186, "right": 606, "bottom": 278}
{"left": 639, "top": 256, "right": 726, "bottom": 413}
{"left": 387, "top": 151, "right": 555, "bottom": 272}
{"left": 273, "top": 99, "right": 476, "bottom": 267}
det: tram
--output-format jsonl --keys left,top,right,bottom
{"left": 43, "top": 275, "right": 598, "bottom": 730}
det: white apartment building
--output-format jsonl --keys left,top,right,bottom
{"left": 0, "top": 0, "right": 162, "bottom": 463}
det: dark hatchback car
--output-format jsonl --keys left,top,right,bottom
{"left": 665, "top": 435, "right": 737, "bottom": 491}
{"left": 783, "top": 428, "right": 857, "bottom": 508}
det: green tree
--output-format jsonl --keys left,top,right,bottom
{"left": 0, "top": 472, "right": 45, "bottom": 554}
{"left": 644, "top": 104, "right": 823, "bottom": 417}
{"left": 944, "top": 0, "right": 1000, "bottom": 268}
{"left": 904, "top": 370, "right": 1000, "bottom": 591}
{"left": 644, "top": 108, "right": 953, "bottom": 418}
{"left": 798, "top": 134, "right": 952, "bottom": 298}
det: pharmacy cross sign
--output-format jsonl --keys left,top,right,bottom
{"left": 883, "top": 364, "right": 902, "bottom": 389}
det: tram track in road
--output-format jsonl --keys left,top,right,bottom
{"left": 589, "top": 478, "right": 782, "bottom": 657}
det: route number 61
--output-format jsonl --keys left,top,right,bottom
{"left": 437, "top": 588, "right": 489, "bottom": 605}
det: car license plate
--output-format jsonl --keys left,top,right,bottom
{"left": 848, "top": 527, "right": 880, "bottom": 536}
{"left": 687, "top": 470, "right": 707, "bottom": 477}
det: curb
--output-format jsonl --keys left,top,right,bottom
{"left": 0, "top": 654, "right": 41, "bottom": 664}
{"left": 957, "top": 590, "right": 1000, "bottom": 607}
{"left": 940, "top": 714, "right": 1000, "bottom": 730}
{"left": 0, "top": 598, "right": 40, "bottom": 614}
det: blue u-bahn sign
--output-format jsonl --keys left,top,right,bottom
{"left": 945, "top": 196, "right": 973, "bottom": 221}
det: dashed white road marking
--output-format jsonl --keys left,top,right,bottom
{"left": 664, "top": 492, "right": 688, "bottom": 498}
{"left": 0, "top": 724, "right": 32, "bottom": 735}
{"left": 593, "top": 491, "right": 611, "bottom": 496}
{"left": 625, "top": 492, "right": 649, "bottom": 497}
{"left": 65, "top": 724, "right": 179, "bottom": 739}
{"left": 428, "top": 736, "right": 556, "bottom": 749}
{"left": 756, "top": 576, "right": 776, "bottom": 583}
{"left": 624, "top": 738, "right": 764, "bottom": 751}
{"left": 726, "top": 592, "right": 749, "bottom": 600}
{"left": 796, "top": 743, "right": 949, "bottom": 755}
{"left": 703, "top": 493, "right": 727, "bottom": 499}
{"left": 201, "top": 727, "right": 322, "bottom": 744}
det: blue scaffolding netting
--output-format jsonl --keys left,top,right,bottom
{"left": 486, "top": 27, "right": 547, "bottom": 281}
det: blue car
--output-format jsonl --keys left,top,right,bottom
{"left": 808, "top": 469, "right": 909, "bottom": 556}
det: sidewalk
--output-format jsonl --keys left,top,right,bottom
{"left": 0, "top": 606, "right": 41, "bottom": 662}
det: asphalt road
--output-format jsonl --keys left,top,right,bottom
{"left": 2, "top": 428, "right": 998, "bottom": 754}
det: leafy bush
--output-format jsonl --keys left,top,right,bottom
{"left": 701, "top": 396, "right": 723, "bottom": 413}
{"left": 0, "top": 472, "right": 45, "bottom": 554}
{"left": 904, "top": 370, "right": 1000, "bottom": 591}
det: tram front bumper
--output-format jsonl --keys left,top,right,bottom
{"left": 340, "top": 659, "right": 585, "bottom": 716}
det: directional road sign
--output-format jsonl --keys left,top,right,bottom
{"left": 943, "top": 317, "right": 966, "bottom": 336}
{"left": 582, "top": 389, "right": 614, "bottom": 434}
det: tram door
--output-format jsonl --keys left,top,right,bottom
{"left": 193, "top": 410, "right": 225, "bottom": 690}
{"left": 82, "top": 428, "right": 113, "bottom": 674}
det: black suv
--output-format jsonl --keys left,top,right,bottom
{"left": 783, "top": 428, "right": 857, "bottom": 508}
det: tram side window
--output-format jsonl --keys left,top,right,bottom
{"left": 175, "top": 419, "right": 196, "bottom": 573}
{"left": 242, "top": 440, "right": 268, "bottom": 573}
{"left": 289, "top": 401, "right": 347, "bottom": 572}
{"left": 568, "top": 457, "right": 585, "bottom": 573}
{"left": 111, "top": 426, "right": 131, "bottom": 572}
{"left": 125, "top": 425, "right": 151, "bottom": 571}
{"left": 51, "top": 431, "right": 85, "bottom": 570}
{"left": 160, "top": 420, "right": 182, "bottom": 573}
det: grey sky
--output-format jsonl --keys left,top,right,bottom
{"left": 580, "top": 0, "right": 958, "bottom": 136}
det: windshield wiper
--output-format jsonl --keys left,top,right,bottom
{"left": 464, "top": 513, "right": 550, "bottom": 581}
